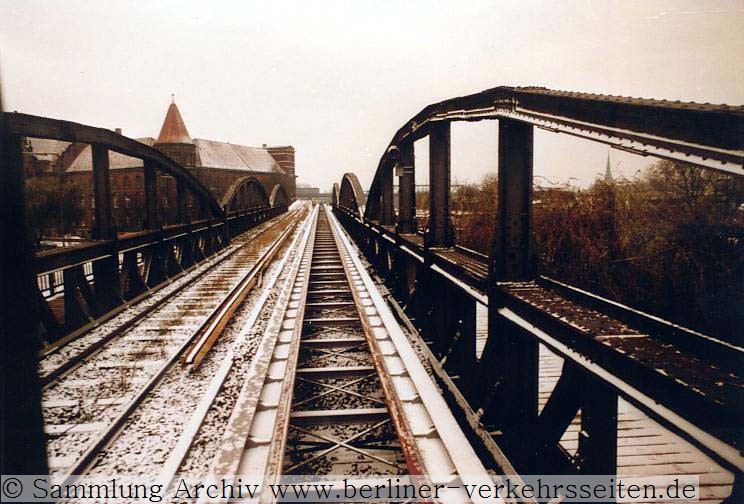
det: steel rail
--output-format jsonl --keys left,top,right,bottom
{"left": 51, "top": 209, "right": 306, "bottom": 482}
{"left": 337, "top": 203, "right": 743, "bottom": 477}
{"left": 202, "top": 206, "right": 319, "bottom": 503}
{"left": 326, "top": 209, "right": 429, "bottom": 478}
{"left": 155, "top": 207, "right": 316, "bottom": 492}
{"left": 39, "top": 210, "right": 299, "bottom": 388}
{"left": 182, "top": 212, "right": 303, "bottom": 367}
{"left": 326, "top": 206, "right": 495, "bottom": 503}
{"left": 203, "top": 205, "right": 496, "bottom": 503}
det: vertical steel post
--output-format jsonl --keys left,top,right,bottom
{"left": 578, "top": 383, "right": 618, "bottom": 475}
{"left": 176, "top": 178, "right": 194, "bottom": 268}
{"left": 92, "top": 145, "right": 114, "bottom": 240}
{"left": 143, "top": 159, "right": 159, "bottom": 230}
{"left": 176, "top": 178, "right": 189, "bottom": 224}
{"left": 396, "top": 141, "right": 416, "bottom": 234}
{"left": 381, "top": 163, "right": 394, "bottom": 226}
{"left": 62, "top": 266, "right": 90, "bottom": 329}
{"left": 368, "top": 190, "right": 381, "bottom": 223}
{"left": 448, "top": 288, "right": 477, "bottom": 396}
{"left": 91, "top": 145, "right": 121, "bottom": 310}
{"left": 495, "top": 119, "right": 534, "bottom": 280}
{"left": 426, "top": 121, "right": 453, "bottom": 248}
{"left": 0, "top": 131, "right": 50, "bottom": 475}
{"left": 483, "top": 119, "right": 538, "bottom": 468}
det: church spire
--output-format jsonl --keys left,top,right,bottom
{"left": 604, "top": 152, "right": 614, "bottom": 182}
{"left": 155, "top": 98, "right": 192, "bottom": 145}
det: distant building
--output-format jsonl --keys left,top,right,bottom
{"left": 24, "top": 99, "right": 296, "bottom": 231}
{"left": 296, "top": 183, "right": 321, "bottom": 199}
{"left": 604, "top": 153, "right": 614, "bottom": 182}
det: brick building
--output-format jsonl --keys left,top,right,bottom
{"left": 24, "top": 100, "right": 296, "bottom": 232}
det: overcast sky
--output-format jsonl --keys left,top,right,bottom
{"left": 2, "top": 0, "right": 742, "bottom": 191}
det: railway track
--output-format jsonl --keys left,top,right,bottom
{"left": 201, "top": 205, "right": 493, "bottom": 503}
{"left": 41, "top": 207, "right": 308, "bottom": 478}
{"left": 39, "top": 209, "right": 300, "bottom": 384}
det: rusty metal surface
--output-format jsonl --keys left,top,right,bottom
{"left": 280, "top": 209, "right": 410, "bottom": 476}
{"left": 338, "top": 172, "right": 366, "bottom": 216}
{"left": 436, "top": 248, "right": 489, "bottom": 278}
{"left": 505, "top": 283, "right": 642, "bottom": 337}
{"left": 184, "top": 214, "right": 301, "bottom": 367}
{"left": 206, "top": 206, "right": 493, "bottom": 502}
{"left": 361, "top": 223, "right": 742, "bottom": 420}
{"left": 502, "top": 282, "right": 744, "bottom": 421}
{"left": 338, "top": 202, "right": 742, "bottom": 480}
{"left": 329, "top": 206, "right": 495, "bottom": 500}
{"left": 361, "top": 86, "right": 743, "bottom": 222}
{"left": 206, "top": 206, "right": 317, "bottom": 484}
{"left": 42, "top": 210, "right": 306, "bottom": 480}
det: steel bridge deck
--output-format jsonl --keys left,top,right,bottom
{"left": 329, "top": 203, "right": 742, "bottom": 502}
{"left": 39, "top": 210, "right": 304, "bottom": 478}
{"left": 207, "top": 205, "right": 493, "bottom": 503}
{"left": 390, "top": 227, "right": 743, "bottom": 428}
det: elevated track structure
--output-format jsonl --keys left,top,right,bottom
{"left": 2, "top": 86, "right": 743, "bottom": 503}
{"left": 4, "top": 112, "right": 289, "bottom": 345}
{"left": 333, "top": 86, "right": 744, "bottom": 502}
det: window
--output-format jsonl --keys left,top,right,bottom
{"left": 81, "top": 195, "right": 86, "bottom": 208}
{"left": 188, "top": 195, "right": 193, "bottom": 208}
{"left": 112, "top": 177, "right": 118, "bottom": 189}
{"left": 123, "top": 176, "right": 130, "bottom": 189}
{"left": 135, "top": 176, "right": 142, "bottom": 189}
{"left": 113, "top": 195, "right": 119, "bottom": 208}
{"left": 162, "top": 196, "right": 168, "bottom": 208}
{"left": 91, "top": 195, "right": 95, "bottom": 209}
{"left": 125, "top": 194, "right": 131, "bottom": 209}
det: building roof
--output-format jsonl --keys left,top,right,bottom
{"left": 155, "top": 101, "right": 192, "bottom": 144}
{"left": 26, "top": 138, "right": 71, "bottom": 162}
{"left": 66, "top": 138, "right": 155, "bottom": 172}
{"left": 63, "top": 99, "right": 285, "bottom": 174}
{"left": 65, "top": 137, "right": 284, "bottom": 174}
{"left": 194, "top": 138, "right": 284, "bottom": 174}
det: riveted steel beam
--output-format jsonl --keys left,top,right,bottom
{"left": 396, "top": 141, "right": 416, "bottom": 234}
{"left": 494, "top": 119, "right": 534, "bottom": 281}
{"left": 426, "top": 121, "right": 453, "bottom": 248}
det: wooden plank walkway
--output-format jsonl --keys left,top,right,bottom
{"left": 475, "top": 304, "right": 734, "bottom": 503}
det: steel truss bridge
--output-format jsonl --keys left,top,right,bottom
{"left": 2, "top": 86, "right": 743, "bottom": 503}
{"left": 332, "top": 86, "right": 743, "bottom": 499}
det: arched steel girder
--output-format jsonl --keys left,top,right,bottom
{"left": 4, "top": 112, "right": 223, "bottom": 217}
{"left": 331, "top": 182, "right": 340, "bottom": 207}
{"left": 338, "top": 172, "right": 365, "bottom": 217}
{"left": 361, "top": 85, "right": 744, "bottom": 222}
{"left": 269, "top": 184, "right": 290, "bottom": 207}
{"left": 221, "top": 176, "right": 270, "bottom": 211}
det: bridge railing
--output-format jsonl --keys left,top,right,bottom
{"left": 36, "top": 204, "right": 286, "bottom": 345}
{"left": 4, "top": 112, "right": 288, "bottom": 344}
{"left": 333, "top": 87, "right": 744, "bottom": 482}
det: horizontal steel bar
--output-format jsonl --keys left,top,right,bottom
{"left": 290, "top": 408, "right": 389, "bottom": 425}
{"left": 296, "top": 365, "right": 376, "bottom": 378}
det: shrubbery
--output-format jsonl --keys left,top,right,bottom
{"left": 449, "top": 160, "right": 744, "bottom": 344}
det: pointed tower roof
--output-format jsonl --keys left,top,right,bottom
{"left": 604, "top": 153, "right": 614, "bottom": 182}
{"left": 155, "top": 97, "right": 192, "bottom": 144}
